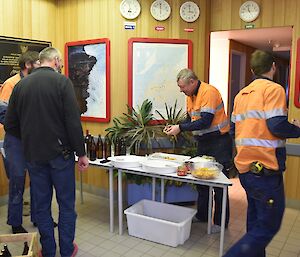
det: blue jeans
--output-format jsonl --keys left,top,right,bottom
{"left": 3, "top": 133, "right": 36, "bottom": 226}
{"left": 27, "top": 154, "right": 77, "bottom": 257}
{"left": 196, "top": 133, "right": 232, "bottom": 226}
{"left": 223, "top": 172, "right": 285, "bottom": 257}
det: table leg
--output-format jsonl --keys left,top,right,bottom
{"left": 109, "top": 167, "right": 114, "bottom": 233}
{"left": 207, "top": 186, "right": 213, "bottom": 234}
{"left": 161, "top": 179, "right": 164, "bottom": 203}
{"left": 80, "top": 171, "right": 84, "bottom": 204}
{"left": 152, "top": 177, "right": 156, "bottom": 201}
{"left": 118, "top": 169, "right": 123, "bottom": 235}
{"left": 219, "top": 186, "right": 227, "bottom": 257}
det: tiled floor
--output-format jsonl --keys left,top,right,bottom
{"left": 0, "top": 178, "right": 299, "bottom": 256}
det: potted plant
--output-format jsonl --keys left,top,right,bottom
{"left": 105, "top": 99, "right": 198, "bottom": 205}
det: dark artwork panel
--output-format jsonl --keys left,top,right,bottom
{"left": 67, "top": 45, "right": 97, "bottom": 114}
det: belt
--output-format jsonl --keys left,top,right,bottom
{"left": 250, "top": 168, "right": 282, "bottom": 176}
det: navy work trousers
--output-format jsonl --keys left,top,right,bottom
{"left": 27, "top": 154, "right": 77, "bottom": 257}
{"left": 223, "top": 172, "right": 285, "bottom": 257}
{"left": 196, "top": 133, "right": 232, "bottom": 226}
{"left": 3, "top": 133, "right": 36, "bottom": 226}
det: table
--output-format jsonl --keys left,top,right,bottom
{"left": 80, "top": 159, "right": 232, "bottom": 257}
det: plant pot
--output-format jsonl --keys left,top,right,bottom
{"left": 127, "top": 182, "right": 198, "bottom": 206}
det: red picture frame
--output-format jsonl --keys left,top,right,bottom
{"left": 128, "top": 38, "right": 193, "bottom": 121}
{"left": 65, "top": 38, "right": 110, "bottom": 122}
{"left": 294, "top": 38, "right": 300, "bottom": 108}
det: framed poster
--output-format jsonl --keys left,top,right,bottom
{"left": 65, "top": 38, "right": 110, "bottom": 122}
{"left": 0, "top": 36, "right": 51, "bottom": 83}
{"left": 128, "top": 38, "right": 192, "bottom": 120}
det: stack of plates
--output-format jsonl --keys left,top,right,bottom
{"left": 108, "top": 155, "right": 145, "bottom": 168}
{"left": 142, "top": 160, "right": 180, "bottom": 174}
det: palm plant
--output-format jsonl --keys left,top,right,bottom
{"left": 155, "top": 99, "right": 187, "bottom": 125}
{"left": 105, "top": 99, "right": 164, "bottom": 155}
{"left": 155, "top": 100, "right": 188, "bottom": 150}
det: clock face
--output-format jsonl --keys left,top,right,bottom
{"left": 180, "top": 1, "right": 200, "bottom": 23}
{"left": 239, "top": 1, "right": 260, "bottom": 22}
{"left": 150, "top": 0, "right": 171, "bottom": 21}
{"left": 120, "top": 0, "right": 141, "bottom": 20}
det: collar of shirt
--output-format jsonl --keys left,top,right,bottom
{"left": 32, "top": 66, "right": 56, "bottom": 73}
{"left": 192, "top": 80, "right": 201, "bottom": 96}
{"left": 254, "top": 75, "right": 274, "bottom": 82}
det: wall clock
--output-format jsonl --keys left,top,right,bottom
{"left": 239, "top": 1, "right": 260, "bottom": 22}
{"left": 120, "top": 0, "right": 141, "bottom": 20}
{"left": 179, "top": 1, "right": 200, "bottom": 23}
{"left": 150, "top": 0, "right": 171, "bottom": 21}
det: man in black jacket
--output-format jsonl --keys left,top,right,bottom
{"left": 5, "top": 47, "right": 89, "bottom": 257}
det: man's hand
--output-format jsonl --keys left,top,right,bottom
{"left": 78, "top": 155, "right": 89, "bottom": 172}
{"left": 163, "top": 124, "right": 181, "bottom": 136}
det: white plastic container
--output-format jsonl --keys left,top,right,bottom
{"left": 124, "top": 199, "right": 197, "bottom": 247}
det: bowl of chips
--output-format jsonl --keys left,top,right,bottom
{"left": 191, "top": 163, "right": 223, "bottom": 179}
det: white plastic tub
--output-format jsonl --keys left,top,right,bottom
{"left": 124, "top": 199, "right": 197, "bottom": 247}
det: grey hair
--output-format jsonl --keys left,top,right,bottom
{"left": 176, "top": 68, "right": 198, "bottom": 83}
{"left": 39, "top": 47, "right": 61, "bottom": 63}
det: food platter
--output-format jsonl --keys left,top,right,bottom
{"left": 191, "top": 163, "right": 223, "bottom": 179}
{"left": 148, "top": 152, "right": 191, "bottom": 163}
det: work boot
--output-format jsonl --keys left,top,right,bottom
{"left": 12, "top": 225, "right": 28, "bottom": 234}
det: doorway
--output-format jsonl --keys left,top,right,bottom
{"left": 229, "top": 50, "right": 246, "bottom": 115}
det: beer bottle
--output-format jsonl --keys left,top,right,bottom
{"left": 114, "top": 137, "right": 120, "bottom": 156}
{"left": 3, "top": 245, "right": 11, "bottom": 257}
{"left": 22, "top": 242, "right": 29, "bottom": 255}
{"left": 120, "top": 138, "right": 127, "bottom": 155}
{"left": 97, "top": 135, "right": 103, "bottom": 159}
{"left": 84, "top": 130, "right": 91, "bottom": 158}
{"left": 104, "top": 136, "right": 111, "bottom": 159}
{"left": 89, "top": 137, "right": 97, "bottom": 161}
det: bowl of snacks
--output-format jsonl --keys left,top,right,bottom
{"left": 191, "top": 163, "right": 223, "bottom": 179}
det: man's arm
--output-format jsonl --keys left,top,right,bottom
{"left": 267, "top": 116, "right": 300, "bottom": 138}
{"left": 0, "top": 101, "right": 8, "bottom": 125}
{"left": 62, "top": 78, "right": 86, "bottom": 157}
{"left": 179, "top": 112, "right": 214, "bottom": 132}
{"left": 265, "top": 85, "right": 300, "bottom": 139}
{"left": 3, "top": 86, "right": 21, "bottom": 138}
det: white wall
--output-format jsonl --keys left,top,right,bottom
{"left": 209, "top": 37, "right": 230, "bottom": 114}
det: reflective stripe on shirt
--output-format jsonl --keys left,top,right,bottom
{"left": 231, "top": 108, "right": 287, "bottom": 123}
{"left": 192, "top": 119, "right": 229, "bottom": 136}
{"left": 191, "top": 102, "right": 225, "bottom": 116}
{"left": 235, "top": 138, "right": 286, "bottom": 148}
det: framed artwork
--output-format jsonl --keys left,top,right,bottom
{"left": 128, "top": 38, "right": 193, "bottom": 120}
{"left": 295, "top": 38, "right": 300, "bottom": 108}
{"left": 65, "top": 38, "right": 110, "bottom": 122}
{"left": 0, "top": 36, "right": 51, "bottom": 83}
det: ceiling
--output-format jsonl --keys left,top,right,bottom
{"left": 211, "top": 26, "right": 293, "bottom": 59}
